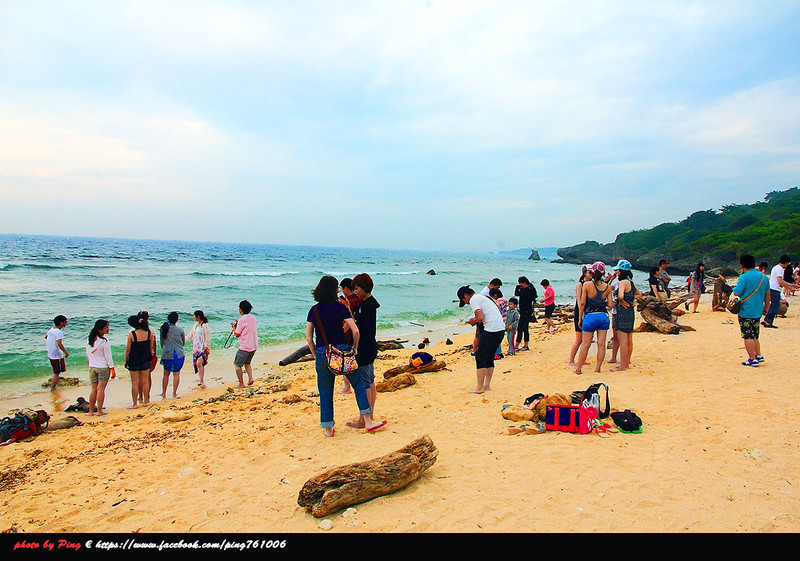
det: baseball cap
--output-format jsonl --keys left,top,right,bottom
{"left": 590, "top": 261, "right": 606, "bottom": 274}
{"left": 457, "top": 286, "right": 474, "bottom": 307}
{"left": 613, "top": 259, "right": 632, "bottom": 271}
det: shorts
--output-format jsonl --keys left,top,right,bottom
{"left": 581, "top": 312, "right": 610, "bottom": 333}
{"left": 739, "top": 317, "right": 760, "bottom": 340}
{"left": 544, "top": 304, "right": 556, "bottom": 318}
{"left": 234, "top": 349, "right": 256, "bottom": 367}
{"left": 50, "top": 358, "right": 66, "bottom": 375}
{"left": 162, "top": 356, "right": 185, "bottom": 373}
{"left": 193, "top": 350, "right": 209, "bottom": 373}
{"left": 475, "top": 330, "right": 505, "bottom": 369}
{"left": 356, "top": 363, "right": 375, "bottom": 386}
{"left": 89, "top": 367, "right": 111, "bottom": 383}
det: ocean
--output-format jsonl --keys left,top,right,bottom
{"left": 0, "top": 234, "right": 585, "bottom": 398}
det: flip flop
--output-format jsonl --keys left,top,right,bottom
{"left": 324, "top": 428, "right": 335, "bottom": 437}
{"left": 366, "top": 420, "right": 388, "bottom": 433}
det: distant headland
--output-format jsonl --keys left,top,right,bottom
{"left": 553, "top": 187, "right": 800, "bottom": 275}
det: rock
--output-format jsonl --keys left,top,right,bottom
{"left": 427, "top": 270, "right": 436, "bottom": 275}
{"left": 319, "top": 519, "right": 333, "bottom": 530}
{"left": 445, "top": 338, "right": 453, "bottom": 345}
{"left": 528, "top": 250, "right": 541, "bottom": 260}
{"left": 342, "top": 507, "right": 357, "bottom": 518}
{"left": 160, "top": 410, "right": 193, "bottom": 423}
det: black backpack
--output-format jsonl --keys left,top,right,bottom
{"left": 572, "top": 382, "right": 610, "bottom": 419}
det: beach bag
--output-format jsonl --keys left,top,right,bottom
{"left": 0, "top": 413, "right": 39, "bottom": 446}
{"left": 610, "top": 409, "right": 642, "bottom": 433}
{"left": 410, "top": 352, "right": 434, "bottom": 368}
{"left": 544, "top": 404, "right": 581, "bottom": 433}
{"left": 18, "top": 408, "right": 50, "bottom": 431}
{"left": 727, "top": 274, "right": 764, "bottom": 315}
{"left": 313, "top": 306, "right": 358, "bottom": 376}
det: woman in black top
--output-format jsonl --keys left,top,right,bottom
{"left": 514, "top": 276, "right": 537, "bottom": 351}
{"left": 347, "top": 273, "right": 381, "bottom": 429}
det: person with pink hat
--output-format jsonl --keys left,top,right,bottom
{"left": 572, "top": 262, "right": 613, "bottom": 375}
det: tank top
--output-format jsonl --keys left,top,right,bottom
{"left": 584, "top": 281, "right": 609, "bottom": 314}
{"left": 127, "top": 329, "right": 152, "bottom": 368}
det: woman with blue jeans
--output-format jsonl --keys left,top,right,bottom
{"left": 305, "top": 275, "right": 387, "bottom": 437}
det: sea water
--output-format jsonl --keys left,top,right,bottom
{"left": 0, "top": 234, "right": 585, "bottom": 398}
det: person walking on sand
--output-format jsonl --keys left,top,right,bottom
{"left": 573, "top": 262, "right": 613, "bottom": 375}
{"left": 232, "top": 300, "right": 258, "bottom": 387}
{"left": 187, "top": 310, "right": 211, "bottom": 389}
{"left": 159, "top": 312, "right": 185, "bottom": 399}
{"left": 346, "top": 273, "right": 382, "bottom": 429}
{"left": 458, "top": 285, "right": 505, "bottom": 394}
{"left": 86, "top": 319, "right": 115, "bottom": 415}
{"left": 45, "top": 315, "right": 69, "bottom": 392}
{"left": 514, "top": 276, "right": 537, "bottom": 351}
{"left": 337, "top": 278, "right": 362, "bottom": 395}
{"left": 505, "top": 297, "right": 520, "bottom": 355}
{"left": 733, "top": 254, "right": 770, "bottom": 367}
{"left": 568, "top": 266, "right": 592, "bottom": 369}
{"left": 306, "top": 275, "right": 386, "bottom": 437}
{"left": 763, "top": 255, "right": 797, "bottom": 328}
{"left": 124, "top": 315, "right": 156, "bottom": 408}
{"left": 610, "top": 260, "right": 639, "bottom": 372}
{"left": 540, "top": 279, "right": 557, "bottom": 333}
{"left": 685, "top": 262, "right": 718, "bottom": 313}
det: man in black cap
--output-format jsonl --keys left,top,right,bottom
{"left": 458, "top": 286, "right": 506, "bottom": 394}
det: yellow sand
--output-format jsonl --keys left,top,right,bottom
{"left": 2, "top": 292, "right": 799, "bottom": 533}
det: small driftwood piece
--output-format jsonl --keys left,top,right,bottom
{"left": 278, "top": 346, "right": 311, "bottom": 366}
{"left": 297, "top": 435, "right": 438, "bottom": 517}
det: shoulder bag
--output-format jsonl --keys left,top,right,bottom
{"left": 313, "top": 306, "right": 359, "bottom": 376}
{"left": 727, "top": 274, "right": 764, "bottom": 315}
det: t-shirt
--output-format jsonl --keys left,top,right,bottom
{"left": 543, "top": 286, "right": 555, "bottom": 306}
{"left": 86, "top": 337, "right": 114, "bottom": 369}
{"left": 733, "top": 269, "right": 769, "bottom": 319}
{"left": 505, "top": 308, "right": 520, "bottom": 329}
{"left": 495, "top": 297, "right": 508, "bottom": 320}
{"left": 235, "top": 314, "right": 258, "bottom": 352}
{"left": 769, "top": 264, "right": 785, "bottom": 291}
{"left": 46, "top": 327, "right": 65, "bottom": 360}
{"left": 160, "top": 324, "right": 186, "bottom": 360}
{"left": 469, "top": 293, "right": 505, "bottom": 333}
{"left": 649, "top": 273, "right": 664, "bottom": 295}
{"left": 514, "top": 285, "right": 537, "bottom": 312}
{"left": 307, "top": 302, "right": 352, "bottom": 348}
{"left": 352, "top": 296, "right": 380, "bottom": 366}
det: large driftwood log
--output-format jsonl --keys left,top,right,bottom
{"left": 297, "top": 435, "right": 438, "bottom": 517}
{"left": 278, "top": 346, "right": 311, "bottom": 366}
{"left": 383, "top": 360, "right": 447, "bottom": 379}
{"left": 640, "top": 308, "right": 681, "bottom": 334}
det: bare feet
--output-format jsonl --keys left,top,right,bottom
{"left": 346, "top": 419, "right": 365, "bottom": 428}
{"left": 323, "top": 428, "right": 335, "bottom": 437}
{"left": 607, "top": 359, "right": 617, "bottom": 364}
{"left": 468, "top": 388, "right": 485, "bottom": 394}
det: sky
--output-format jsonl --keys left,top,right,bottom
{"left": 1, "top": 0, "right": 799, "bottom": 253}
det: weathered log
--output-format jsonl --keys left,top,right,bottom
{"left": 297, "top": 435, "right": 438, "bottom": 517}
{"left": 278, "top": 345, "right": 311, "bottom": 366}
{"left": 383, "top": 360, "right": 446, "bottom": 379}
{"left": 640, "top": 308, "right": 681, "bottom": 334}
{"left": 634, "top": 321, "right": 656, "bottom": 332}
{"left": 376, "top": 373, "right": 416, "bottom": 392}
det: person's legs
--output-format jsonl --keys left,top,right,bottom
{"left": 129, "top": 371, "right": 141, "bottom": 408}
{"left": 516, "top": 313, "right": 530, "bottom": 349}
{"left": 594, "top": 329, "right": 608, "bottom": 372}
{"left": 161, "top": 368, "right": 170, "bottom": 398}
{"left": 574, "top": 330, "right": 594, "bottom": 374}
{"left": 89, "top": 382, "right": 99, "bottom": 415}
{"left": 763, "top": 289, "right": 781, "bottom": 325}
{"left": 95, "top": 379, "right": 108, "bottom": 415}
{"left": 611, "top": 332, "right": 630, "bottom": 371}
{"left": 315, "top": 348, "right": 336, "bottom": 434}
{"left": 172, "top": 369, "right": 181, "bottom": 398}
{"left": 608, "top": 328, "right": 619, "bottom": 363}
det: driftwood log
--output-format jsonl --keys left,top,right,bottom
{"left": 376, "top": 373, "right": 416, "bottom": 392}
{"left": 278, "top": 345, "right": 312, "bottom": 366}
{"left": 383, "top": 360, "right": 447, "bottom": 380}
{"left": 636, "top": 295, "right": 696, "bottom": 334}
{"left": 297, "top": 435, "right": 438, "bottom": 517}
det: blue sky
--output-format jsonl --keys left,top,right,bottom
{"left": 1, "top": 0, "right": 799, "bottom": 252}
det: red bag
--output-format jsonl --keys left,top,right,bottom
{"left": 545, "top": 404, "right": 581, "bottom": 433}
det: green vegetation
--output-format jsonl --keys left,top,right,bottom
{"left": 556, "top": 187, "right": 800, "bottom": 274}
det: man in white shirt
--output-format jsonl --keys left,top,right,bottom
{"left": 763, "top": 255, "right": 797, "bottom": 328}
{"left": 458, "top": 286, "right": 505, "bottom": 394}
{"left": 45, "top": 315, "right": 69, "bottom": 391}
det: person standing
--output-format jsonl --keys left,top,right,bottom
{"left": 187, "top": 310, "right": 211, "bottom": 389}
{"left": 658, "top": 260, "right": 672, "bottom": 298}
{"left": 124, "top": 314, "right": 156, "bottom": 408}
{"left": 45, "top": 315, "right": 69, "bottom": 392}
{"left": 337, "top": 278, "right": 362, "bottom": 395}
{"left": 733, "top": 254, "right": 770, "bottom": 366}
{"left": 232, "top": 300, "right": 258, "bottom": 387}
{"left": 505, "top": 297, "right": 520, "bottom": 356}
{"left": 514, "top": 276, "right": 537, "bottom": 351}
{"left": 686, "top": 263, "right": 718, "bottom": 313}
{"left": 573, "top": 262, "right": 613, "bottom": 375}
{"left": 610, "top": 260, "right": 639, "bottom": 372}
{"left": 306, "top": 275, "right": 386, "bottom": 437}
{"left": 763, "top": 255, "right": 797, "bottom": 328}
{"left": 568, "top": 266, "right": 592, "bottom": 369}
{"left": 86, "top": 319, "right": 115, "bottom": 415}
{"left": 458, "top": 286, "right": 506, "bottom": 394}
{"left": 540, "top": 279, "right": 557, "bottom": 333}
{"left": 347, "top": 273, "right": 381, "bottom": 429}
{"left": 160, "top": 312, "right": 185, "bottom": 399}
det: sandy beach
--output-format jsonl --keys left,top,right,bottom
{"left": 2, "top": 291, "right": 799, "bottom": 534}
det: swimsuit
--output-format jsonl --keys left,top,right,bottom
{"left": 126, "top": 330, "right": 152, "bottom": 371}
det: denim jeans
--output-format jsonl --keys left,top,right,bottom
{"left": 506, "top": 328, "right": 516, "bottom": 353}
{"left": 315, "top": 345, "right": 371, "bottom": 429}
{"left": 764, "top": 289, "right": 781, "bottom": 324}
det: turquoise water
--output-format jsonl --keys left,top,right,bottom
{"left": 0, "top": 234, "right": 585, "bottom": 395}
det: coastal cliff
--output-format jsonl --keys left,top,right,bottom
{"left": 554, "top": 188, "right": 800, "bottom": 275}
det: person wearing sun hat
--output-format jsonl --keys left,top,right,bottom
{"left": 572, "top": 262, "right": 613, "bottom": 375}
{"left": 611, "top": 259, "right": 640, "bottom": 372}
